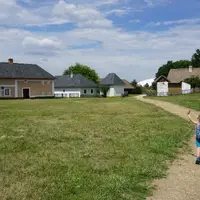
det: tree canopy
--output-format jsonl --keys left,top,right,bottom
{"left": 191, "top": 49, "right": 200, "bottom": 68}
{"left": 155, "top": 60, "right": 191, "bottom": 78}
{"left": 184, "top": 76, "right": 200, "bottom": 88}
{"left": 131, "top": 79, "right": 137, "bottom": 87}
{"left": 63, "top": 63, "right": 99, "bottom": 83}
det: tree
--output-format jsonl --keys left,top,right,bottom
{"left": 184, "top": 76, "right": 200, "bottom": 88}
{"left": 191, "top": 49, "right": 200, "bottom": 68}
{"left": 100, "top": 85, "right": 109, "bottom": 97}
{"left": 144, "top": 83, "right": 149, "bottom": 88}
{"left": 131, "top": 79, "right": 138, "bottom": 87}
{"left": 63, "top": 63, "right": 99, "bottom": 83}
{"left": 155, "top": 60, "right": 191, "bottom": 78}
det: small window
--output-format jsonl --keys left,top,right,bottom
{"left": 84, "top": 89, "right": 87, "bottom": 94}
{"left": 91, "top": 89, "right": 93, "bottom": 94}
{"left": 4, "top": 88, "right": 10, "bottom": 96}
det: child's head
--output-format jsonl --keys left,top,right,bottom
{"left": 198, "top": 115, "right": 200, "bottom": 122}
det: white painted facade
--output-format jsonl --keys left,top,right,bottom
{"left": 107, "top": 85, "right": 124, "bottom": 97}
{"left": 182, "top": 82, "right": 192, "bottom": 94}
{"left": 54, "top": 88, "right": 98, "bottom": 98}
{"left": 157, "top": 81, "right": 192, "bottom": 96}
{"left": 157, "top": 82, "right": 168, "bottom": 96}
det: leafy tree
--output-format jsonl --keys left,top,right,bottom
{"left": 100, "top": 85, "right": 109, "bottom": 97}
{"left": 155, "top": 60, "right": 191, "bottom": 78}
{"left": 133, "top": 86, "right": 143, "bottom": 94}
{"left": 63, "top": 63, "right": 99, "bottom": 83}
{"left": 151, "top": 81, "right": 157, "bottom": 90}
{"left": 131, "top": 79, "right": 138, "bottom": 87}
{"left": 184, "top": 76, "right": 200, "bottom": 88}
{"left": 191, "top": 49, "right": 200, "bottom": 68}
{"left": 144, "top": 83, "right": 149, "bottom": 88}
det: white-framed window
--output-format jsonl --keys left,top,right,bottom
{"left": 84, "top": 89, "right": 87, "bottom": 94}
{"left": 91, "top": 89, "right": 93, "bottom": 94}
{"left": 4, "top": 88, "right": 11, "bottom": 96}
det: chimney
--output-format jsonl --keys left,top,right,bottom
{"left": 8, "top": 58, "right": 13, "bottom": 64}
{"left": 70, "top": 72, "right": 73, "bottom": 78}
{"left": 189, "top": 65, "right": 192, "bottom": 73}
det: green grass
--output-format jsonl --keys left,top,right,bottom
{"left": 0, "top": 98, "right": 192, "bottom": 200}
{"left": 147, "top": 93, "right": 200, "bottom": 111}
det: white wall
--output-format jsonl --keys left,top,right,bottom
{"left": 182, "top": 82, "right": 192, "bottom": 94}
{"left": 107, "top": 85, "right": 124, "bottom": 97}
{"left": 157, "top": 82, "right": 168, "bottom": 96}
{"left": 54, "top": 88, "right": 98, "bottom": 97}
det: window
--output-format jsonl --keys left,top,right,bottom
{"left": 84, "top": 89, "right": 87, "bottom": 94}
{"left": 4, "top": 88, "right": 10, "bottom": 96}
{"left": 91, "top": 89, "right": 93, "bottom": 94}
{"left": 63, "top": 89, "right": 65, "bottom": 92}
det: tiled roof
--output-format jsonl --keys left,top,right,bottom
{"left": 0, "top": 62, "right": 54, "bottom": 79}
{"left": 55, "top": 74, "right": 98, "bottom": 88}
{"left": 100, "top": 73, "right": 124, "bottom": 85}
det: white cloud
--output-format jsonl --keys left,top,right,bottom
{"left": 52, "top": 1, "right": 113, "bottom": 28}
{"left": 129, "top": 19, "right": 141, "bottom": 23}
{"left": 0, "top": 0, "right": 199, "bottom": 81}
{"left": 144, "top": 0, "right": 170, "bottom": 7}
{"left": 22, "top": 37, "right": 61, "bottom": 49}
{"left": 22, "top": 37, "right": 62, "bottom": 56}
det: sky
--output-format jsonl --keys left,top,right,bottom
{"left": 1, "top": 0, "right": 200, "bottom": 81}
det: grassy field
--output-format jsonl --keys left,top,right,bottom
{"left": 0, "top": 98, "right": 192, "bottom": 200}
{"left": 147, "top": 93, "right": 200, "bottom": 111}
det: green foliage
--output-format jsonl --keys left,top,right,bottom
{"left": 100, "top": 85, "right": 109, "bottom": 97}
{"left": 148, "top": 93, "right": 200, "bottom": 111}
{"left": 184, "top": 76, "right": 200, "bottom": 88}
{"left": 133, "top": 86, "right": 143, "bottom": 94}
{"left": 144, "top": 83, "right": 149, "bottom": 88}
{"left": 63, "top": 63, "right": 99, "bottom": 83}
{"left": 156, "top": 60, "right": 191, "bottom": 78}
{"left": 0, "top": 98, "right": 192, "bottom": 200}
{"left": 191, "top": 49, "right": 200, "bottom": 68}
{"left": 131, "top": 79, "right": 138, "bottom": 87}
{"left": 151, "top": 82, "right": 157, "bottom": 90}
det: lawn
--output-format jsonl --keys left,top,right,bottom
{"left": 0, "top": 98, "right": 192, "bottom": 200}
{"left": 147, "top": 93, "right": 200, "bottom": 111}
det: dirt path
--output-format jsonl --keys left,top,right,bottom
{"left": 135, "top": 95, "right": 200, "bottom": 200}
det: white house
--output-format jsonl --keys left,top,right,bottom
{"left": 154, "top": 66, "right": 197, "bottom": 96}
{"left": 100, "top": 73, "right": 125, "bottom": 97}
{"left": 54, "top": 74, "right": 98, "bottom": 98}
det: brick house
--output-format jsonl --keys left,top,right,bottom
{"left": 0, "top": 58, "right": 55, "bottom": 98}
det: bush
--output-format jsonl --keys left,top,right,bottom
{"left": 133, "top": 86, "right": 143, "bottom": 94}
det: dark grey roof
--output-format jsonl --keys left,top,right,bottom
{"left": 100, "top": 73, "right": 124, "bottom": 85}
{"left": 55, "top": 74, "right": 98, "bottom": 88}
{"left": 0, "top": 62, "right": 54, "bottom": 79}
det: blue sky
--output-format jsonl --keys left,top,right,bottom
{"left": 1, "top": 0, "right": 200, "bottom": 81}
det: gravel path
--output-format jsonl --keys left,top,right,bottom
{"left": 135, "top": 95, "right": 200, "bottom": 200}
